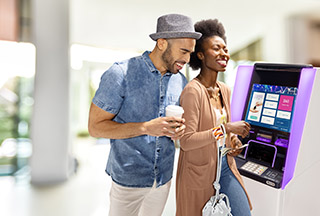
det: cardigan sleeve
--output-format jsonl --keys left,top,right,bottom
{"left": 179, "top": 84, "right": 216, "bottom": 151}
{"left": 218, "top": 81, "right": 237, "bottom": 147}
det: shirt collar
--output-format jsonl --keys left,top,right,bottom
{"left": 142, "top": 51, "right": 173, "bottom": 77}
{"left": 142, "top": 51, "right": 159, "bottom": 73}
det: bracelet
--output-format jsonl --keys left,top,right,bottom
{"left": 212, "top": 125, "right": 224, "bottom": 141}
{"left": 220, "top": 124, "right": 226, "bottom": 135}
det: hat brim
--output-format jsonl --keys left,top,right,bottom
{"left": 149, "top": 31, "right": 202, "bottom": 41}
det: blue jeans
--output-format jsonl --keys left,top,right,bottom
{"left": 219, "top": 155, "right": 251, "bottom": 216}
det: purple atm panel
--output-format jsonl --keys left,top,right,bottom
{"left": 231, "top": 65, "right": 254, "bottom": 122}
{"left": 282, "top": 67, "right": 316, "bottom": 189}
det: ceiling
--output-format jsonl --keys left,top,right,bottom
{"left": 70, "top": 0, "right": 320, "bottom": 55}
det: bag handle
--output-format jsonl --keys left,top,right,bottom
{"left": 213, "top": 124, "right": 227, "bottom": 198}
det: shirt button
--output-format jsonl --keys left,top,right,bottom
{"left": 157, "top": 149, "right": 160, "bottom": 152}
{"left": 155, "top": 166, "right": 158, "bottom": 169}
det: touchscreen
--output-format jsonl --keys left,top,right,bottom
{"left": 245, "top": 84, "right": 297, "bottom": 133}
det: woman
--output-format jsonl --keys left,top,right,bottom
{"left": 176, "top": 19, "right": 252, "bottom": 216}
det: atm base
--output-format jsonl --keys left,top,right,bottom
{"left": 235, "top": 157, "right": 283, "bottom": 189}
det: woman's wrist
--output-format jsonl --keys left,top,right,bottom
{"left": 212, "top": 125, "right": 224, "bottom": 140}
{"left": 223, "top": 123, "right": 229, "bottom": 134}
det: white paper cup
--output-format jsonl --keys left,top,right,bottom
{"left": 165, "top": 105, "right": 184, "bottom": 148}
{"left": 165, "top": 105, "right": 184, "bottom": 118}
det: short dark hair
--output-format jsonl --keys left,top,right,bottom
{"left": 189, "top": 19, "right": 227, "bottom": 70}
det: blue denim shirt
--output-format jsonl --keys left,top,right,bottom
{"left": 92, "top": 51, "right": 188, "bottom": 188}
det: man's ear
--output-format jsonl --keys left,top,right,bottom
{"left": 156, "top": 38, "right": 168, "bottom": 51}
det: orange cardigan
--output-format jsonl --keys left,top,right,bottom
{"left": 176, "top": 78, "right": 252, "bottom": 216}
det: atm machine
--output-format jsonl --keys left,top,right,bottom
{"left": 231, "top": 63, "right": 320, "bottom": 216}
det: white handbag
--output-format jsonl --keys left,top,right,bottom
{"left": 202, "top": 132, "right": 233, "bottom": 216}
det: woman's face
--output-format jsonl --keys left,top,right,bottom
{"left": 198, "top": 35, "right": 230, "bottom": 72}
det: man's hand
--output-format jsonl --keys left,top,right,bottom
{"left": 143, "top": 116, "right": 186, "bottom": 140}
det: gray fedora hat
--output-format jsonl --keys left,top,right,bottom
{"left": 150, "top": 14, "right": 202, "bottom": 41}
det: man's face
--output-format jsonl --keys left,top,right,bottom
{"left": 161, "top": 38, "right": 196, "bottom": 74}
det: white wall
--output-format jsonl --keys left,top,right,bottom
{"left": 309, "top": 21, "right": 320, "bottom": 61}
{"left": 287, "top": 12, "right": 320, "bottom": 64}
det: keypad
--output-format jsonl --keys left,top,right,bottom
{"left": 240, "top": 161, "right": 268, "bottom": 176}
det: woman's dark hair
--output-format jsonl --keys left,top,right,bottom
{"left": 189, "top": 19, "right": 227, "bottom": 70}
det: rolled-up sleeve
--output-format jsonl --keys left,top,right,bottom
{"left": 92, "top": 63, "right": 125, "bottom": 114}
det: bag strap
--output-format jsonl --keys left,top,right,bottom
{"left": 213, "top": 124, "right": 227, "bottom": 198}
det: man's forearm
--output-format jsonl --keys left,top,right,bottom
{"left": 89, "top": 120, "right": 147, "bottom": 139}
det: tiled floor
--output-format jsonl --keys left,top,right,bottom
{"left": 0, "top": 138, "right": 178, "bottom": 216}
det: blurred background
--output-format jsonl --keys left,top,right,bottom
{"left": 0, "top": 0, "right": 320, "bottom": 215}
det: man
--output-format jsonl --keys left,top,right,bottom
{"left": 88, "top": 14, "right": 201, "bottom": 216}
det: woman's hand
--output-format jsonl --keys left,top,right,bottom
{"left": 228, "top": 136, "right": 244, "bottom": 157}
{"left": 224, "top": 121, "right": 250, "bottom": 138}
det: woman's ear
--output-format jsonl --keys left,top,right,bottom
{"left": 197, "top": 52, "right": 204, "bottom": 60}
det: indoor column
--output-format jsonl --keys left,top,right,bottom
{"left": 30, "top": 0, "right": 73, "bottom": 184}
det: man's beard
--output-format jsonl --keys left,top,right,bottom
{"left": 161, "top": 46, "right": 175, "bottom": 73}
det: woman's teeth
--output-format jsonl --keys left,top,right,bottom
{"left": 217, "top": 60, "right": 227, "bottom": 67}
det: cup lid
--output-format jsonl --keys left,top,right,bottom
{"left": 166, "top": 105, "right": 184, "bottom": 113}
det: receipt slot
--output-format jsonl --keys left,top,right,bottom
{"left": 231, "top": 63, "right": 320, "bottom": 216}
